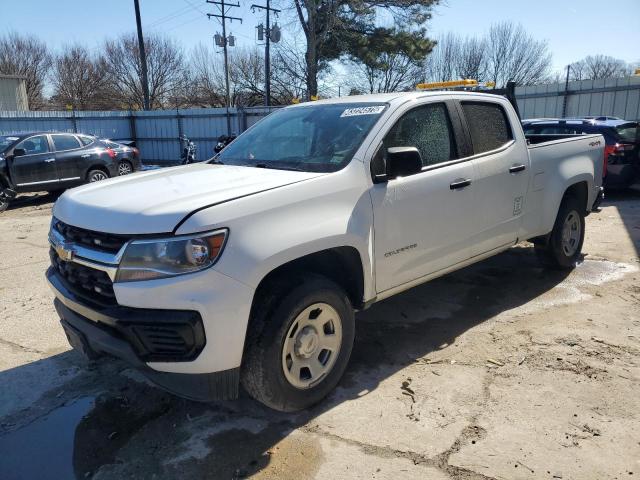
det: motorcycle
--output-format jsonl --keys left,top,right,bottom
{"left": 180, "top": 135, "right": 197, "bottom": 164}
{"left": 213, "top": 134, "right": 237, "bottom": 154}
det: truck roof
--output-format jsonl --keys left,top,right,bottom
{"left": 290, "top": 90, "right": 511, "bottom": 108}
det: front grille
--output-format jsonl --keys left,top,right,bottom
{"left": 50, "top": 248, "right": 116, "bottom": 305}
{"left": 53, "top": 219, "right": 129, "bottom": 254}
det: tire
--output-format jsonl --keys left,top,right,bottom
{"left": 535, "top": 195, "right": 585, "bottom": 269}
{"left": 241, "top": 274, "right": 355, "bottom": 412}
{"left": 87, "top": 169, "right": 109, "bottom": 183}
{"left": 118, "top": 160, "right": 133, "bottom": 176}
{"left": 0, "top": 197, "right": 8, "bottom": 213}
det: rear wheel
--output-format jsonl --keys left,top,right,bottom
{"left": 535, "top": 195, "right": 585, "bottom": 269}
{"left": 0, "top": 197, "right": 8, "bottom": 213}
{"left": 118, "top": 160, "right": 133, "bottom": 176}
{"left": 241, "top": 274, "right": 355, "bottom": 412}
{"left": 87, "top": 169, "right": 108, "bottom": 183}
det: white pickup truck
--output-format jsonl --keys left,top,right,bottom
{"left": 47, "top": 91, "right": 604, "bottom": 411}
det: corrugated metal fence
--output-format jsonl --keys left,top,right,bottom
{"left": 515, "top": 76, "right": 640, "bottom": 120}
{"left": 0, "top": 107, "right": 278, "bottom": 164}
{"left": 2, "top": 76, "right": 639, "bottom": 162}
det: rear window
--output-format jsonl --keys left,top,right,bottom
{"left": 461, "top": 102, "right": 513, "bottom": 154}
{"left": 78, "top": 135, "right": 95, "bottom": 146}
{"left": 52, "top": 134, "right": 81, "bottom": 151}
{"left": 614, "top": 123, "right": 639, "bottom": 143}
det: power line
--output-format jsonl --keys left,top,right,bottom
{"left": 206, "top": 0, "right": 242, "bottom": 135}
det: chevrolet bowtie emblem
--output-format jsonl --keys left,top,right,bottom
{"left": 55, "top": 241, "right": 76, "bottom": 262}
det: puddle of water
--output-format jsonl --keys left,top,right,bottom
{"left": 0, "top": 396, "right": 94, "bottom": 480}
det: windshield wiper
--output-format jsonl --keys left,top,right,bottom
{"left": 254, "top": 163, "right": 304, "bottom": 172}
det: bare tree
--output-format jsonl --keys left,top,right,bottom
{"left": 50, "top": 45, "right": 109, "bottom": 110}
{"left": 103, "top": 33, "right": 185, "bottom": 109}
{"left": 0, "top": 32, "right": 52, "bottom": 109}
{"left": 569, "top": 55, "right": 632, "bottom": 81}
{"left": 186, "top": 43, "right": 226, "bottom": 107}
{"left": 348, "top": 52, "right": 422, "bottom": 93}
{"left": 486, "top": 22, "right": 551, "bottom": 87}
{"left": 423, "top": 33, "right": 459, "bottom": 82}
{"left": 454, "top": 36, "right": 488, "bottom": 82}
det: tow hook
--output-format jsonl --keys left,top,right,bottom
{"left": 0, "top": 188, "right": 17, "bottom": 201}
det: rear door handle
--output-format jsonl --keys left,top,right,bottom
{"left": 81, "top": 154, "right": 91, "bottom": 158}
{"left": 450, "top": 178, "right": 472, "bottom": 190}
{"left": 509, "top": 164, "right": 526, "bottom": 173}
{"left": 44, "top": 158, "right": 55, "bottom": 163}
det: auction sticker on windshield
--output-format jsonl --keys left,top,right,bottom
{"left": 340, "top": 106, "right": 386, "bottom": 117}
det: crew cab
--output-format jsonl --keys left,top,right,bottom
{"left": 0, "top": 132, "right": 140, "bottom": 212}
{"left": 46, "top": 92, "right": 604, "bottom": 411}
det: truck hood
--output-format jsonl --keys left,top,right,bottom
{"left": 53, "top": 163, "right": 323, "bottom": 234}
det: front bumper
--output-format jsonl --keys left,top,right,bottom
{"left": 47, "top": 267, "right": 240, "bottom": 401}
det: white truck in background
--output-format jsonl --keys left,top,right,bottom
{"left": 47, "top": 91, "right": 604, "bottom": 411}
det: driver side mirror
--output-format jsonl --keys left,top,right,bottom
{"left": 373, "top": 147, "right": 423, "bottom": 183}
{"left": 13, "top": 148, "right": 26, "bottom": 157}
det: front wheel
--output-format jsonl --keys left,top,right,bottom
{"left": 535, "top": 195, "right": 585, "bottom": 269}
{"left": 241, "top": 274, "right": 355, "bottom": 412}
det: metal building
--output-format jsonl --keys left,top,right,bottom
{"left": 0, "top": 75, "right": 29, "bottom": 111}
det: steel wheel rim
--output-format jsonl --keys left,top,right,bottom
{"left": 118, "top": 162, "right": 132, "bottom": 175}
{"left": 282, "top": 302, "right": 343, "bottom": 389}
{"left": 561, "top": 210, "right": 581, "bottom": 256}
{"left": 90, "top": 171, "right": 107, "bottom": 182}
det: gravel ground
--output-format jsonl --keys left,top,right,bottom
{"left": 0, "top": 189, "right": 639, "bottom": 480}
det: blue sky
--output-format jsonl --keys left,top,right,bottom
{"left": 2, "top": 0, "right": 639, "bottom": 75}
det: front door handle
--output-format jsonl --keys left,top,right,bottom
{"left": 450, "top": 178, "right": 472, "bottom": 190}
{"left": 81, "top": 154, "right": 91, "bottom": 158}
{"left": 509, "top": 164, "right": 526, "bottom": 173}
{"left": 44, "top": 158, "right": 55, "bottom": 163}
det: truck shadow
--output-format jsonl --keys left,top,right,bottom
{"left": 0, "top": 243, "right": 576, "bottom": 479}
{"left": 602, "top": 185, "right": 640, "bottom": 258}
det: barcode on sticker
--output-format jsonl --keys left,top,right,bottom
{"left": 340, "top": 106, "right": 385, "bottom": 117}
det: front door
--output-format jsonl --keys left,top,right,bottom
{"left": 10, "top": 135, "right": 58, "bottom": 191}
{"left": 370, "top": 101, "right": 477, "bottom": 293}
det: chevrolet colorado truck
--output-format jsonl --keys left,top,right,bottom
{"left": 47, "top": 91, "right": 604, "bottom": 411}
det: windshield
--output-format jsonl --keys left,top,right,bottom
{"left": 0, "top": 135, "right": 21, "bottom": 152}
{"left": 215, "top": 103, "right": 388, "bottom": 172}
{"left": 614, "top": 123, "right": 639, "bottom": 143}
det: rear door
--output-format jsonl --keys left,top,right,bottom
{"left": 458, "top": 100, "right": 529, "bottom": 255}
{"left": 9, "top": 135, "right": 58, "bottom": 190}
{"left": 51, "top": 134, "right": 86, "bottom": 182}
{"left": 370, "top": 100, "right": 477, "bottom": 293}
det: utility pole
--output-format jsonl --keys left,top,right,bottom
{"left": 252, "top": 0, "right": 280, "bottom": 106}
{"left": 562, "top": 64, "right": 571, "bottom": 118}
{"left": 133, "top": 0, "right": 150, "bottom": 110}
{"left": 207, "top": 0, "right": 242, "bottom": 136}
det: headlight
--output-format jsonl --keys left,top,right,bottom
{"left": 116, "top": 229, "right": 228, "bottom": 282}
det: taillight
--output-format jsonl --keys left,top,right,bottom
{"left": 132, "top": 147, "right": 140, "bottom": 158}
{"left": 602, "top": 146, "right": 616, "bottom": 178}
{"left": 105, "top": 147, "right": 117, "bottom": 159}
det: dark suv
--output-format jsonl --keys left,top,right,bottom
{"left": 0, "top": 132, "right": 141, "bottom": 212}
{"left": 522, "top": 119, "right": 639, "bottom": 188}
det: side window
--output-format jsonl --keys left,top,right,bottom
{"left": 52, "top": 134, "right": 81, "bottom": 151}
{"left": 15, "top": 135, "right": 50, "bottom": 155}
{"left": 461, "top": 102, "right": 513, "bottom": 154}
{"left": 78, "top": 135, "right": 95, "bottom": 146}
{"left": 383, "top": 102, "right": 458, "bottom": 167}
